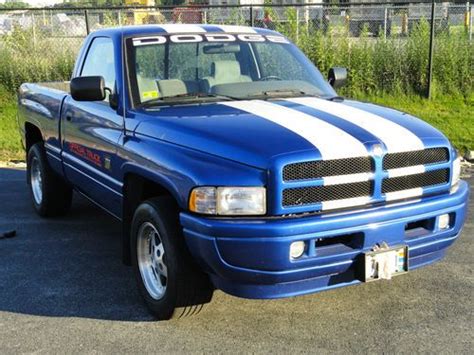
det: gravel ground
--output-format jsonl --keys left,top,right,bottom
{"left": 0, "top": 167, "right": 472, "bottom": 354}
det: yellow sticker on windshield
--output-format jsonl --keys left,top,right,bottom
{"left": 143, "top": 91, "right": 159, "bottom": 99}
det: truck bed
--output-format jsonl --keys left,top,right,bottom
{"left": 34, "top": 81, "right": 70, "bottom": 93}
{"left": 17, "top": 81, "right": 71, "bottom": 173}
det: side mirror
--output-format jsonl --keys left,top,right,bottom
{"left": 70, "top": 76, "right": 106, "bottom": 101}
{"left": 328, "top": 67, "right": 347, "bottom": 89}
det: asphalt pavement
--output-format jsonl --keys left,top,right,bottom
{"left": 0, "top": 167, "right": 472, "bottom": 353}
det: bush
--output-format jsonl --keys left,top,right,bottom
{"left": 0, "top": 17, "right": 472, "bottom": 99}
{"left": 0, "top": 26, "right": 77, "bottom": 92}
{"left": 272, "top": 12, "right": 472, "bottom": 98}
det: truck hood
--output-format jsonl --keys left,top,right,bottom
{"left": 134, "top": 97, "right": 450, "bottom": 169}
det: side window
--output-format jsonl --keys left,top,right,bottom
{"left": 81, "top": 37, "right": 116, "bottom": 99}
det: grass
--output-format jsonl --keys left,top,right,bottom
{"left": 1, "top": 90, "right": 472, "bottom": 162}
{"left": 0, "top": 19, "right": 472, "bottom": 98}
{"left": 0, "top": 15, "right": 471, "bottom": 161}
{"left": 0, "top": 88, "right": 23, "bottom": 161}
{"left": 357, "top": 93, "right": 474, "bottom": 153}
{"left": 275, "top": 13, "right": 473, "bottom": 98}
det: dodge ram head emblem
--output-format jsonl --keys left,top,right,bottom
{"left": 372, "top": 144, "right": 384, "bottom": 157}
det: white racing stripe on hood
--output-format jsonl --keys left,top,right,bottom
{"left": 158, "top": 24, "right": 207, "bottom": 33}
{"left": 287, "top": 97, "right": 424, "bottom": 153}
{"left": 222, "top": 100, "right": 368, "bottom": 159}
{"left": 216, "top": 25, "right": 257, "bottom": 33}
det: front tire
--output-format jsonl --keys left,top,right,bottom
{"left": 131, "top": 196, "right": 213, "bottom": 320}
{"left": 27, "top": 143, "right": 73, "bottom": 217}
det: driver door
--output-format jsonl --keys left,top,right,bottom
{"left": 61, "top": 36, "right": 124, "bottom": 218}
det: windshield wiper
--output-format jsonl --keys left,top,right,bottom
{"left": 250, "top": 90, "right": 345, "bottom": 102}
{"left": 139, "top": 93, "right": 238, "bottom": 108}
{"left": 327, "top": 95, "right": 345, "bottom": 102}
{"left": 244, "top": 89, "right": 319, "bottom": 100}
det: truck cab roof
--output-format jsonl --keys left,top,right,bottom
{"left": 91, "top": 24, "right": 281, "bottom": 39}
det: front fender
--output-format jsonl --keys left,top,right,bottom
{"left": 121, "top": 161, "right": 184, "bottom": 206}
{"left": 120, "top": 134, "right": 267, "bottom": 209}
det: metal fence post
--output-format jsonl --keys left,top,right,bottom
{"left": 296, "top": 7, "right": 299, "bottom": 42}
{"left": 465, "top": 1, "right": 469, "bottom": 34}
{"left": 31, "top": 13, "right": 37, "bottom": 52}
{"left": 84, "top": 9, "right": 90, "bottom": 35}
{"left": 250, "top": 5, "right": 254, "bottom": 27}
{"left": 402, "top": 11, "right": 408, "bottom": 36}
{"left": 470, "top": 3, "right": 473, "bottom": 41}
{"left": 305, "top": 5, "right": 309, "bottom": 33}
{"left": 427, "top": 0, "right": 436, "bottom": 99}
{"left": 384, "top": 7, "right": 388, "bottom": 39}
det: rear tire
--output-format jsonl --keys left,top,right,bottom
{"left": 27, "top": 142, "right": 73, "bottom": 217}
{"left": 131, "top": 196, "right": 213, "bottom": 320}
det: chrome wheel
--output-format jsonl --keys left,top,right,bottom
{"left": 137, "top": 222, "right": 168, "bottom": 300}
{"left": 30, "top": 156, "right": 43, "bottom": 205}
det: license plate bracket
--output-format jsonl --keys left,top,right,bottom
{"left": 358, "top": 245, "right": 408, "bottom": 282}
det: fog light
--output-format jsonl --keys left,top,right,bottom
{"left": 438, "top": 214, "right": 450, "bottom": 230}
{"left": 290, "top": 241, "right": 306, "bottom": 259}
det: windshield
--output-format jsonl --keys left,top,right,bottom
{"left": 128, "top": 33, "right": 336, "bottom": 105}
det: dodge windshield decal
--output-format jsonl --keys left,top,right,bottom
{"left": 132, "top": 34, "right": 289, "bottom": 46}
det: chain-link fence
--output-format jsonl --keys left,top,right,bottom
{"left": 0, "top": 2, "right": 472, "bottom": 97}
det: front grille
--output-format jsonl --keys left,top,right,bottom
{"left": 283, "top": 157, "right": 374, "bottom": 181}
{"left": 283, "top": 181, "right": 374, "bottom": 207}
{"left": 382, "top": 169, "right": 449, "bottom": 193}
{"left": 383, "top": 148, "right": 449, "bottom": 170}
{"left": 280, "top": 147, "right": 450, "bottom": 213}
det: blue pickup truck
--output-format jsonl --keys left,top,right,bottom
{"left": 18, "top": 24, "right": 469, "bottom": 320}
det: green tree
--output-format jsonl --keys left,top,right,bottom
{"left": 0, "top": 1, "right": 30, "bottom": 8}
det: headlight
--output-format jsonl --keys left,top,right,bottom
{"left": 189, "top": 187, "right": 266, "bottom": 216}
{"left": 452, "top": 156, "right": 461, "bottom": 187}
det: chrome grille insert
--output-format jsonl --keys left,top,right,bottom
{"left": 382, "top": 169, "right": 449, "bottom": 193}
{"left": 383, "top": 148, "right": 449, "bottom": 170}
{"left": 283, "top": 157, "right": 374, "bottom": 181}
{"left": 280, "top": 147, "right": 450, "bottom": 213}
{"left": 283, "top": 181, "right": 374, "bottom": 207}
